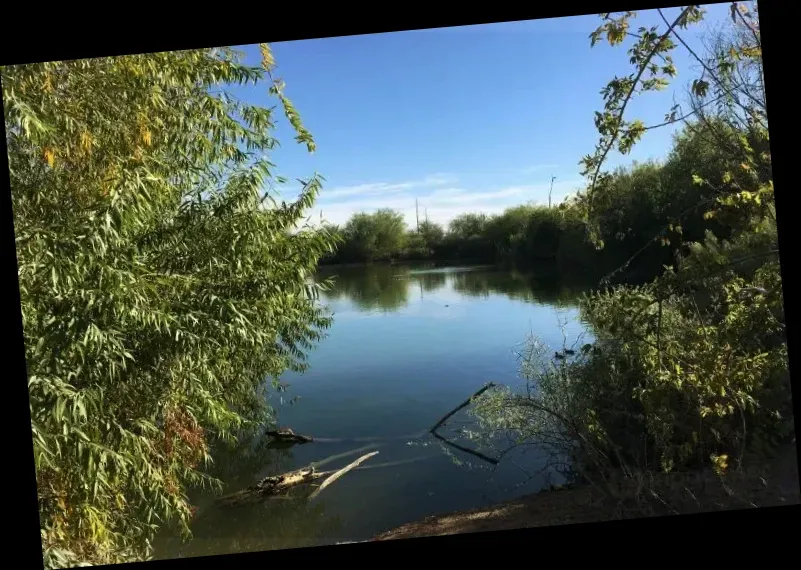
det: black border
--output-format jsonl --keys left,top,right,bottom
{"left": 3, "top": 1, "right": 798, "bottom": 568}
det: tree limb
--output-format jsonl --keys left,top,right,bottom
{"left": 308, "top": 451, "right": 379, "bottom": 500}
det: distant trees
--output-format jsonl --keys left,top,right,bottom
{"left": 418, "top": 220, "right": 445, "bottom": 246}
{"left": 447, "top": 213, "right": 489, "bottom": 240}
{"left": 321, "top": 149, "right": 727, "bottom": 283}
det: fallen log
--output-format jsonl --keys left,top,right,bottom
{"left": 309, "top": 451, "right": 379, "bottom": 501}
{"left": 215, "top": 452, "right": 381, "bottom": 508}
{"left": 216, "top": 466, "right": 322, "bottom": 508}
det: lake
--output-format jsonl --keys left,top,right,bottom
{"left": 155, "top": 263, "right": 592, "bottom": 559}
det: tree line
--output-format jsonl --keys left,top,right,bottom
{"left": 320, "top": 117, "right": 742, "bottom": 287}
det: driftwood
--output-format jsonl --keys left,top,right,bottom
{"left": 309, "top": 451, "right": 380, "bottom": 501}
{"left": 216, "top": 466, "right": 320, "bottom": 508}
{"left": 215, "top": 452, "right": 380, "bottom": 508}
{"left": 430, "top": 382, "right": 496, "bottom": 432}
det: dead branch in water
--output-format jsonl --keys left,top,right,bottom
{"left": 311, "top": 455, "right": 434, "bottom": 479}
{"left": 216, "top": 466, "right": 323, "bottom": 508}
{"left": 431, "top": 430, "right": 499, "bottom": 465}
{"left": 311, "top": 443, "right": 380, "bottom": 470}
{"left": 216, "top": 451, "right": 382, "bottom": 508}
{"left": 430, "top": 382, "right": 496, "bottom": 433}
{"left": 428, "top": 382, "right": 500, "bottom": 465}
{"left": 308, "top": 451, "right": 380, "bottom": 501}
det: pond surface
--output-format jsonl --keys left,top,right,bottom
{"left": 155, "top": 263, "right": 592, "bottom": 559}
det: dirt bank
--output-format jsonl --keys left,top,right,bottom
{"left": 374, "top": 445, "right": 799, "bottom": 541}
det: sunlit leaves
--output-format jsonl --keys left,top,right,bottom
{"left": 7, "top": 46, "right": 334, "bottom": 566}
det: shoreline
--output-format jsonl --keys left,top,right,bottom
{"left": 372, "top": 445, "right": 800, "bottom": 541}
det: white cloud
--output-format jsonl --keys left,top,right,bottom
{"left": 520, "top": 164, "right": 559, "bottom": 174}
{"left": 307, "top": 178, "right": 583, "bottom": 229}
{"left": 320, "top": 173, "right": 458, "bottom": 201}
{"left": 322, "top": 182, "right": 415, "bottom": 199}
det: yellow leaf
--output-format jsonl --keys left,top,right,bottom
{"left": 43, "top": 148, "right": 56, "bottom": 168}
{"left": 141, "top": 127, "right": 152, "bottom": 147}
{"left": 259, "top": 43, "right": 275, "bottom": 71}
{"left": 80, "top": 131, "right": 93, "bottom": 154}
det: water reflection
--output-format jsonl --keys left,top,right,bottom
{"left": 320, "top": 265, "right": 410, "bottom": 312}
{"left": 154, "top": 263, "right": 593, "bottom": 560}
{"left": 318, "top": 263, "right": 588, "bottom": 310}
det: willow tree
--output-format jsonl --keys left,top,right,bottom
{"left": 4, "top": 45, "right": 335, "bottom": 567}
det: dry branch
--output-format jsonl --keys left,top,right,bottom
{"left": 311, "top": 443, "right": 380, "bottom": 470}
{"left": 308, "top": 451, "right": 379, "bottom": 501}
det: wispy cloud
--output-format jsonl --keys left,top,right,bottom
{"left": 307, "top": 177, "right": 584, "bottom": 229}
{"left": 520, "top": 164, "right": 559, "bottom": 174}
{"left": 321, "top": 173, "right": 458, "bottom": 201}
{"left": 322, "top": 182, "right": 415, "bottom": 199}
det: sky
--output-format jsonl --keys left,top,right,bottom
{"left": 228, "top": 3, "right": 733, "bottom": 229}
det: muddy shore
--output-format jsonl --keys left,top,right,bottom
{"left": 373, "top": 445, "right": 799, "bottom": 541}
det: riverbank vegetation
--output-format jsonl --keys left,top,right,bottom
{"left": 469, "top": 3, "right": 793, "bottom": 512}
{"left": 10, "top": 2, "right": 792, "bottom": 567}
{"left": 6, "top": 47, "right": 336, "bottom": 567}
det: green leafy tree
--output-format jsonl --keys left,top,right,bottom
{"left": 5, "top": 45, "right": 334, "bottom": 567}
{"left": 341, "top": 209, "right": 407, "bottom": 262}
{"left": 485, "top": 205, "right": 536, "bottom": 258}
{"left": 447, "top": 212, "right": 489, "bottom": 240}
{"left": 418, "top": 219, "right": 444, "bottom": 247}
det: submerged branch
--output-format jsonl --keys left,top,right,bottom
{"left": 430, "top": 382, "right": 496, "bottom": 432}
{"left": 431, "top": 430, "right": 499, "bottom": 465}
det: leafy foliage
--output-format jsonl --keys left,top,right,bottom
{"left": 5, "top": 46, "right": 334, "bottom": 566}
{"left": 335, "top": 209, "right": 408, "bottom": 262}
{"left": 472, "top": 3, "right": 791, "bottom": 490}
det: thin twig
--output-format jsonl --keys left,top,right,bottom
{"left": 657, "top": 8, "right": 763, "bottom": 110}
{"left": 309, "top": 443, "right": 380, "bottom": 470}
{"left": 587, "top": 7, "right": 693, "bottom": 211}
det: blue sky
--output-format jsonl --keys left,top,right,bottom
{"left": 230, "top": 3, "right": 732, "bottom": 229}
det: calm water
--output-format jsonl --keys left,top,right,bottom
{"left": 156, "top": 264, "right": 592, "bottom": 559}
